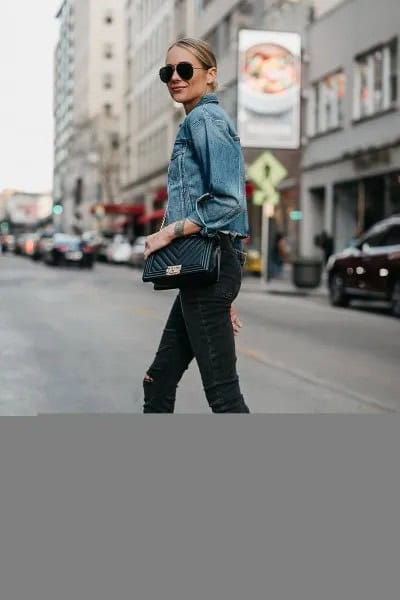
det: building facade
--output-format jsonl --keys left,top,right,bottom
{"left": 53, "top": 0, "right": 125, "bottom": 234}
{"left": 121, "top": 0, "right": 177, "bottom": 235}
{"left": 301, "top": 0, "right": 400, "bottom": 255}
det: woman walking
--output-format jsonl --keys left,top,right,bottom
{"left": 143, "top": 38, "right": 250, "bottom": 413}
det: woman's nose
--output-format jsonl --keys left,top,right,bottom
{"left": 170, "top": 68, "right": 182, "bottom": 82}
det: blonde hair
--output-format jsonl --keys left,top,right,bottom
{"left": 167, "top": 38, "right": 218, "bottom": 92}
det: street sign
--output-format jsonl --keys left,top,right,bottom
{"left": 253, "top": 190, "right": 280, "bottom": 206}
{"left": 248, "top": 151, "right": 288, "bottom": 190}
{"left": 248, "top": 151, "right": 287, "bottom": 205}
{"left": 290, "top": 210, "right": 303, "bottom": 221}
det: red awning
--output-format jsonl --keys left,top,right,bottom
{"left": 90, "top": 204, "right": 144, "bottom": 216}
{"left": 104, "top": 204, "right": 144, "bottom": 215}
{"left": 154, "top": 187, "right": 168, "bottom": 202}
{"left": 137, "top": 208, "right": 165, "bottom": 225}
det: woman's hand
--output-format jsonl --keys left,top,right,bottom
{"left": 144, "top": 226, "right": 174, "bottom": 260}
{"left": 230, "top": 304, "right": 242, "bottom": 336}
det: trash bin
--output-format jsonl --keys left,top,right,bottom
{"left": 292, "top": 258, "right": 322, "bottom": 289}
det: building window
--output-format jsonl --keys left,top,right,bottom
{"left": 105, "top": 10, "right": 113, "bottom": 24}
{"left": 103, "top": 73, "right": 113, "bottom": 89}
{"left": 126, "top": 146, "right": 131, "bottom": 180}
{"left": 205, "top": 27, "right": 218, "bottom": 52}
{"left": 307, "top": 70, "right": 346, "bottom": 136}
{"left": 353, "top": 39, "right": 398, "bottom": 120}
{"left": 126, "top": 102, "right": 131, "bottom": 131}
{"left": 390, "top": 41, "right": 398, "bottom": 105}
{"left": 104, "top": 103, "right": 112, "bottom": 116}
{"left": 104, "top": 43, "right": 113, "bottom": 59}
{"left": 219, "top": 13, "right": 232, "bottom": 55}
{"left": 126, "top": 17, "right": 132, "bottom": 48}
{"left": 74, "top": 178, "right": 83, "bottom": 205}
{"left": 110, "top": 133, "right": 119, "bottom": 150}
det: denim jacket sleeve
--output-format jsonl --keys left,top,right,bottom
{"left": 185, "top": 110, "right": 244, "bottom": 234}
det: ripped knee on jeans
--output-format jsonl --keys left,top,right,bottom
{"left": 143, "top": 373, "right": 154, "bottom": 383}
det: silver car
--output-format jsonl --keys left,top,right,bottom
{"left": 129, "top": 236, "right": 147, "bottom": 268}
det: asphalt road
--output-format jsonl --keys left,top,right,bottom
{"left": 1, "top": 253, "right": 399, "bottom": 414}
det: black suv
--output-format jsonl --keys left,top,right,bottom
{"left": 327, "top": 215, "right": 400, "bottom": 317}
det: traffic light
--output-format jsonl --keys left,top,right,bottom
{"left": 53, "top": 204, "right": 63, "bottom": 215}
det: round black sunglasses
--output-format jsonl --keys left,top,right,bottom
{"left": 159, "top": 61, "right": 211, "bottom": 84}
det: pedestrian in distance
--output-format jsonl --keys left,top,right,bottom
{"left": 314, "top": 230, "right": 334, "bottom": 264}
{"left": 142, "top": 38, "right": 250, "bottom": 413}
{"left": 269, "top": 232, "right": 290, "bottom": 279}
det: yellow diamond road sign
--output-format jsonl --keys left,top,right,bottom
{"left": 248, "top": 152, "right": 288, "bottom": 200}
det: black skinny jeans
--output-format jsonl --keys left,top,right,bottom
{"left": 143, "top": 234, "right": 250, "bottom": 413}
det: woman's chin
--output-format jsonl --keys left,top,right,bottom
{"left": 171, "top": 91, "right": 186, "bottom": 102}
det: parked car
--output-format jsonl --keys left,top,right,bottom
{"left": 1, "top": 234, "right": 16, "bottom": 253}
{"left": 327, "top": 215, "right": 400, "bottom": 317}
{"left": 32, "top": 232, "right": 55, "bottom": 261}
{"left": 23, "top": 233, "right": 40, "bottom": 257}
{"left": 11, "top": 232, "right": 38, "bottom": 256}
{"left": 81, "top": 230, "right": 104, "bottom": 259}
{"left": 14, "top": 233, "right": 30, "bottom": 255}
{"left": 244, "top": 248, "right": 261, "bottom": 275}
{"left": 106, "top": 234, "right": 132, "bottom": 264}
{"left": 43, "top": 233, "right": 94, "bottom": 268}
{"left": 96, "top": 234, "right": 114, "bottom": 262}
{"left": 129, "top": 236, "right": 146, "bottom": 268}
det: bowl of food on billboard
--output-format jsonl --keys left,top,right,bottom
{"left": 240, "top": 42, "right": 300, "bottom": 114}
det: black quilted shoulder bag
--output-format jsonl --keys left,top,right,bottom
{"left": 142, "top": 209, "right": 221, "bottom": 290}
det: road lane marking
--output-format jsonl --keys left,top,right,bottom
{"left": 237, "top": 344, "right": 395, "bottom": 413}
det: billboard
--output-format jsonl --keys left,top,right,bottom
{"left": 6, "top": 192, "right": 52, "bottom": 225}
{"left": 237, "top": 29, "right": 301, "bottom": 149}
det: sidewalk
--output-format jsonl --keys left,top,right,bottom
{"left": 241, "top": 265, "right": 328, "bottom": 298}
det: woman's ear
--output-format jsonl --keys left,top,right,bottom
{"left": 207, "top": 67, "right": 217, "bottom": 87}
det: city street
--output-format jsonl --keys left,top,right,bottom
{"left": 1, "top": 254, "right": 399, "bottom": 414}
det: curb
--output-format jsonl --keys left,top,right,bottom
{"left": 266, "top": 288, "right": 328, "bottom": 298}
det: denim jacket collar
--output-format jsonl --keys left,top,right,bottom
{"left": 179, "top": 94, "right": 219, "bottom": 127}
{"left": 197, "top": 93, "right": 219, "bottom": 106}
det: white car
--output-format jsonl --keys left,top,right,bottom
{"left": 129, "top": 236, "right": 147, "bottom": 268}
{"left": 106, "top": 235, "right": 132, "bottom": 264}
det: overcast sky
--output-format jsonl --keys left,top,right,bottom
{"left": 0, "top": 1, "right": 59, "bottom": 193}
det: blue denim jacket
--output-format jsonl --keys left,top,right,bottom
{"left": 167, "top": 94, "right": 249, "bottom": 249}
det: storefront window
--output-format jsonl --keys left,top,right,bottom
{"left": 389, "top": 173, "right": 400, "bottom": 215}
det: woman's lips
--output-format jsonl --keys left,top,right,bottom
{"left": 171, "top": 87, "right": 186, "bottom": 92}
